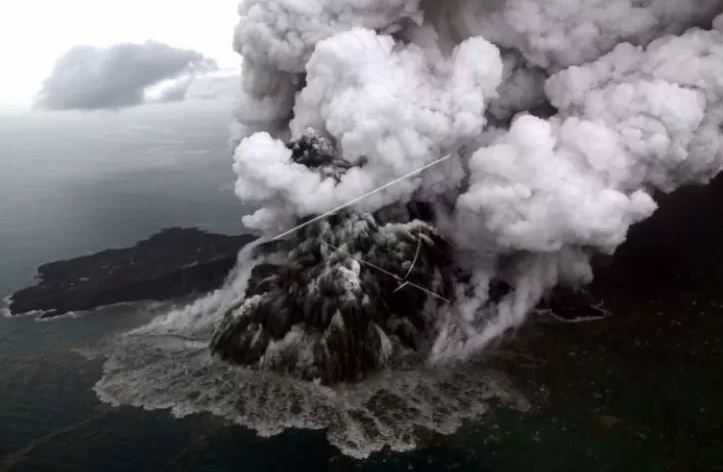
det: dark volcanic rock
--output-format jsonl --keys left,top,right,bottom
{"left": 9, "top": 227, "right": 257, "bottom": 318}
{"left": 211, "top": 131, "right": 456, "bottom": 385}
{"left": 288, "top": 129, "right": 364, "bottom": 182}
{"left": 211, "top": 211, "right": 455, "bottom": 385}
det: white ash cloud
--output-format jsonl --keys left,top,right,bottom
{"left": 234, "top": 0, "right": 424, "bottom": 73}
{"left": 235, "top": 28, "right": 502, "bottom": 231}
{"left": 230, "top": 2, "right": 723, "bottom": 360}
{"left": 37, "top": 41, "right": 217, "bottom": 110}
{"left": 438, "top": 19, "right": 723, "bottom": 359}
{"left": 87, "top": 1, "right": 723, "bottom": 459}
{"left": 427, "top": 0, "right": 723, "bottom": 69}
{"left": 486, "top": 51, "right": 548, "bottom": 122}
{"left": 231, "top": 0, "right": 427, "bottom": 138}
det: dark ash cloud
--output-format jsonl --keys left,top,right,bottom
{"left": 36, "top": 41, "right": 217, "bottom": 110}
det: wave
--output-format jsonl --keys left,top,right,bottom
{"left": 92, "top": 243, "right": 529, "bottom": 458}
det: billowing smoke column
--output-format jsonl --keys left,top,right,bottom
{"left": 214, "top": 0, "right": 723, "bottom": 380}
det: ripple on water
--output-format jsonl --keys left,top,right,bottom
{"left": 94, "top": 327, "right": 528, "bottom": 459}
{"left": 92, "top": 246, "right": 529, "bottom": 458}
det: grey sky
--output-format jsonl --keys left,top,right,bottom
{"left": 0, "top": 0, "right": 240, "bottom": 108}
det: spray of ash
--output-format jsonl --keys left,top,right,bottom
{"left": 230, "top": 0, "right": 723, "bottom": 361}
{"left": 96, "top": 0, "right": 723, "bottom": 457}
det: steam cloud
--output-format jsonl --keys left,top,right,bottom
{"left": 94, "top": 0, "right": 723, "bottom": 456}
{"left": 37, "top": 41, "right": 217, "bottom": 110}
{"left": 230, "top": 0, "right": 723, "bottom": 361}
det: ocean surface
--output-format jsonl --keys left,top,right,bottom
{"left": 2, "top": 104, "right": 721, "bottom": 471}
{"left": 0, "top": 104, "right": 336, "bottom": 472}
{"left": 0, "top": 104, "right": 511, "bottom": 471}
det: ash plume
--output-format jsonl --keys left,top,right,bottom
{"left": 87, "top": 0, "right": 723, "bottom": 457}
{"left": 95, "top": 0, "right": 723, "bottom": 455}
{"left": 222, "top": 0, "right": 723, "bottom": 368}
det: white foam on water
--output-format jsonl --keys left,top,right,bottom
{"left": 35, "top": 311, "right": 82, "bottom": 322}
{"left": 30, "top": 300, "right": 178, "bottom": 323}
{"left": 5, "top": 308, "right": 53, "bottom": 319}
{"left": 1, "top": 296, "right": 13, "bottom": 318}
{"left": 95, "top": 333, "right": 527, "bottom": 459}
{"left": 92, "top": 243, "right": 528, "bottom": 459}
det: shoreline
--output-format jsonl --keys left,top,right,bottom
{"left": 7, "top": 228, "right": 257, "bottom": 319}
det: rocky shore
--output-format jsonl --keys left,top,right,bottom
{"left": 8, "top": 227, "right": 256, "bottom": 318}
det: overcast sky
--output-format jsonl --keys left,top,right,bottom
{"left": 0, "top": 0, "right": 240, "bottom": 108}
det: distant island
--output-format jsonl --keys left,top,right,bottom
{"left": 7, "top": 170, "right": 723, "bottom": 325}
{"left": 7, "top": 227, "right": 257, "bottom": 318}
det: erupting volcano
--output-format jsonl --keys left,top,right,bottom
{"left": 212, "top": 0, "right": 723, "bottom": 377}
{"left": 95, "top": 0, "right": 723, "bottom": 458}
